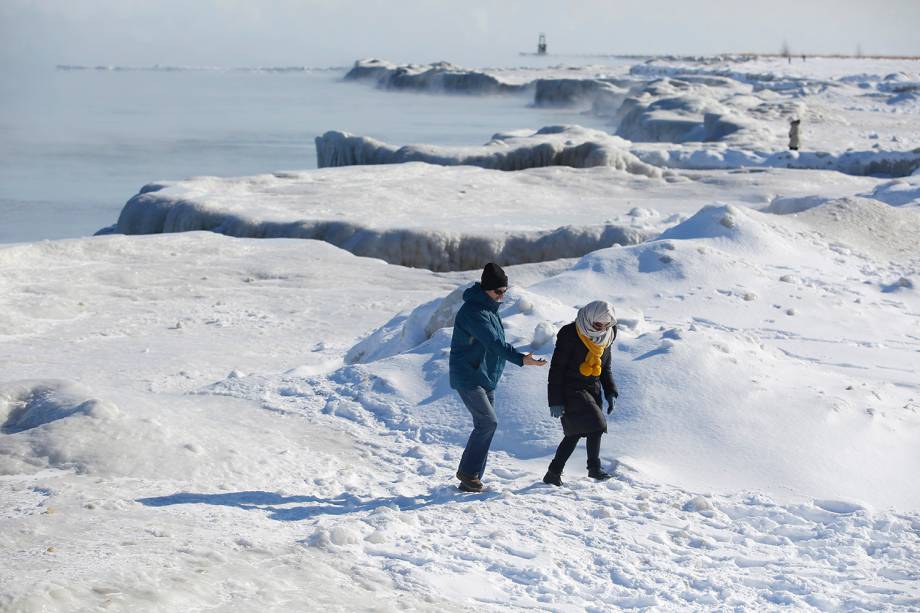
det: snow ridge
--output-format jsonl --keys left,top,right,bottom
{"left": 345, "top": 59, "right": 528, "bottom": 95}
{"left": 315, "top": 126, "right": 664, "bottom": 176}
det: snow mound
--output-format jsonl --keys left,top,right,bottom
{"left": 344, "top": 59, "right": 527, "bottom": 95}
{"left": 630, "top": 61, "right": 841, "bottom": 97}
{"left": 315, "top": 125, "right": 664, "bottom": 177}
{"left": 0, "top": 380, "right": 129, "bottom": 475}
{"left": 615, "top": 78, "right": 772, "bottom": 145}
{"left": 294, "top": 201, "right": 920, "bottom": 509}
{"left": 0, "top": 377, "right": 336, "bottom": 481}
{"left": 794, "top": 196, "right": 920, "bottom": 260}
{"left": 764, "top": 194, "right": 832, "bottom": 215}
{"left": 861, "top": 176, "right": 920, "bottom": 207}
{"left": 656, "top": 203, "right": 787, "bottom": 256}
{"left": 877, "top": 72, "right": 920, "bottom": 104}
{"left": 0, "top": 380, "right": 119, "bottom": 435}
{"left": 346, "top": 284, "right": 467, "bottom": 364}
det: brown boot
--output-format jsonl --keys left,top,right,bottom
{"left": 456, "top": 470, "right": 483, "bottom": 492}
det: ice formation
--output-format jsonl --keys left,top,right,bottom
{"left": 533, "top": 78, "right": 630, "bottom": 109}
{"left": 613, "top": 77, "right": 774, "bottom": 145}
{"left": 116, "top": 182, "right": 650, "bottom": 272}
{"left": 316, "top": 125, "right": 664, "bottom": 176}
{"left": 635, "top": 146, "right": 920, "bottom": 176}
{"left": 345, "top": 58, "right": 527, "bottom": 95}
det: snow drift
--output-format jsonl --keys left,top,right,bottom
{"left": 283, "top": 199, "right": 920, "bottom": 508}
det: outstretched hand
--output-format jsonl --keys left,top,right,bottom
{"left": 522, "top": 353, "right": 547, "bottom": 366}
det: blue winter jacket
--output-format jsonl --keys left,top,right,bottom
{"left": 449, "top": 283, "right": 525, "bottom": 391}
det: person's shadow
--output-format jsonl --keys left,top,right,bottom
{"left": 137, "top": 484, "right": 544, "bottom": 521}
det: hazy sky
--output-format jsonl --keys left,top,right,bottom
{"left": 2, "top": 0, "right": 919, "bottom": 68}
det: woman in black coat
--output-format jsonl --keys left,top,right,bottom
{"left": 543, "top": 300, "right": 619, "bottom": 486}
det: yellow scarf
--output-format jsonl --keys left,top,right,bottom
{"left": 577, "top": 328, "right": 609, "bottom": 377}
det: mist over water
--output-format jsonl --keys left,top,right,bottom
{"left": 0, "top": 60, "right": 621, "bottom": 244}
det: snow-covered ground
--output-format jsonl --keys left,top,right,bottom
{"left": 3, "top": 56, "right": 920, "bottom": 612}
{"left": 339, "top": 56, "right": 920, "bottom": 175}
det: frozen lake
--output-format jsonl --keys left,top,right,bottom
{"left": 0, "top": 63, "right": 617, "bottom": 243}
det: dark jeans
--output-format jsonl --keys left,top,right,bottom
{"left": 548, "top": 431, "right": 603, "bottom": 475}
{"left": 457, "top": 386, "right": 497, "bottom": 479}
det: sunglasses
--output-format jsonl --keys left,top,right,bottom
{"left": 591, "top": 321, "right": 619, "bottom": 340}
{"left": 491, "top": 287, "right": 508, "bottom": 296}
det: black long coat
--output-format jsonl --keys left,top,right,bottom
{"left": 547, "top": 323, "right": 618, "bottom": 437}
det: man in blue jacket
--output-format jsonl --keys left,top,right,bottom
{"left": 449, "top": 263, "right": 546, "bottom": 492}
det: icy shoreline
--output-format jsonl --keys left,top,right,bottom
{"left": 4, "top": 54, "right": 920, "bottom": 612}
{"left": 317, "top": 124, "right": 920, "bottom": 177}
{"left": 104, "top": 160, "right": 898, "bottom": 271}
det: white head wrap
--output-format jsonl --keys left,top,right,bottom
{"left": 575, "top": 300, "right": 617, "bottom": 346}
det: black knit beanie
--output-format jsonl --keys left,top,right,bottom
{"left": 480, "top": 263, "right": 508, "bottom": 291}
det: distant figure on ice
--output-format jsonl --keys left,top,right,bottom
{"left": 543, "top": 300, "right": 619, "bottom": 486}
{"left": 449, "top": 263, "right": 546, "bottom": 492}
{"left": 788, "top": 118, "right": 801, "bottom": 151}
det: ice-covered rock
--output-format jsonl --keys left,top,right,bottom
{"left": 614, "top": 78, "right": 773, "bottom": 145}
{"left": 629, "top": 61, "right": 841, "bottom": 97}
{"left": 634, "top": 146, "right": 920, "bottom": 177}
{"left": 345, "top": 58, "right": 527, "bottom": 95}
{"left": 113, "top": 163, "right": 656, "bottom": 271}
{"left": 533, "top": 78, "right": 630, "bottom": 109}
{"left": 316, "top": 125, "right": 664, "bottom": 176}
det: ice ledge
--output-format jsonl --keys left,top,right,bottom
{"left": 345, "top": 58, "right": 527, "bottom": 95}
{"left": 315, "top": 125, "right": 665, "bottom": 177}
{"left": 113, "top": 195, "right": 650, "bottom": 272}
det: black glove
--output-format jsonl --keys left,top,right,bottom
{"left": 606, "top": 395, "right": 616, "bottom": 415}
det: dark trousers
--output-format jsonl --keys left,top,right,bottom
{"left": 548, "top": 431, "right": 602, "bottom": 475}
